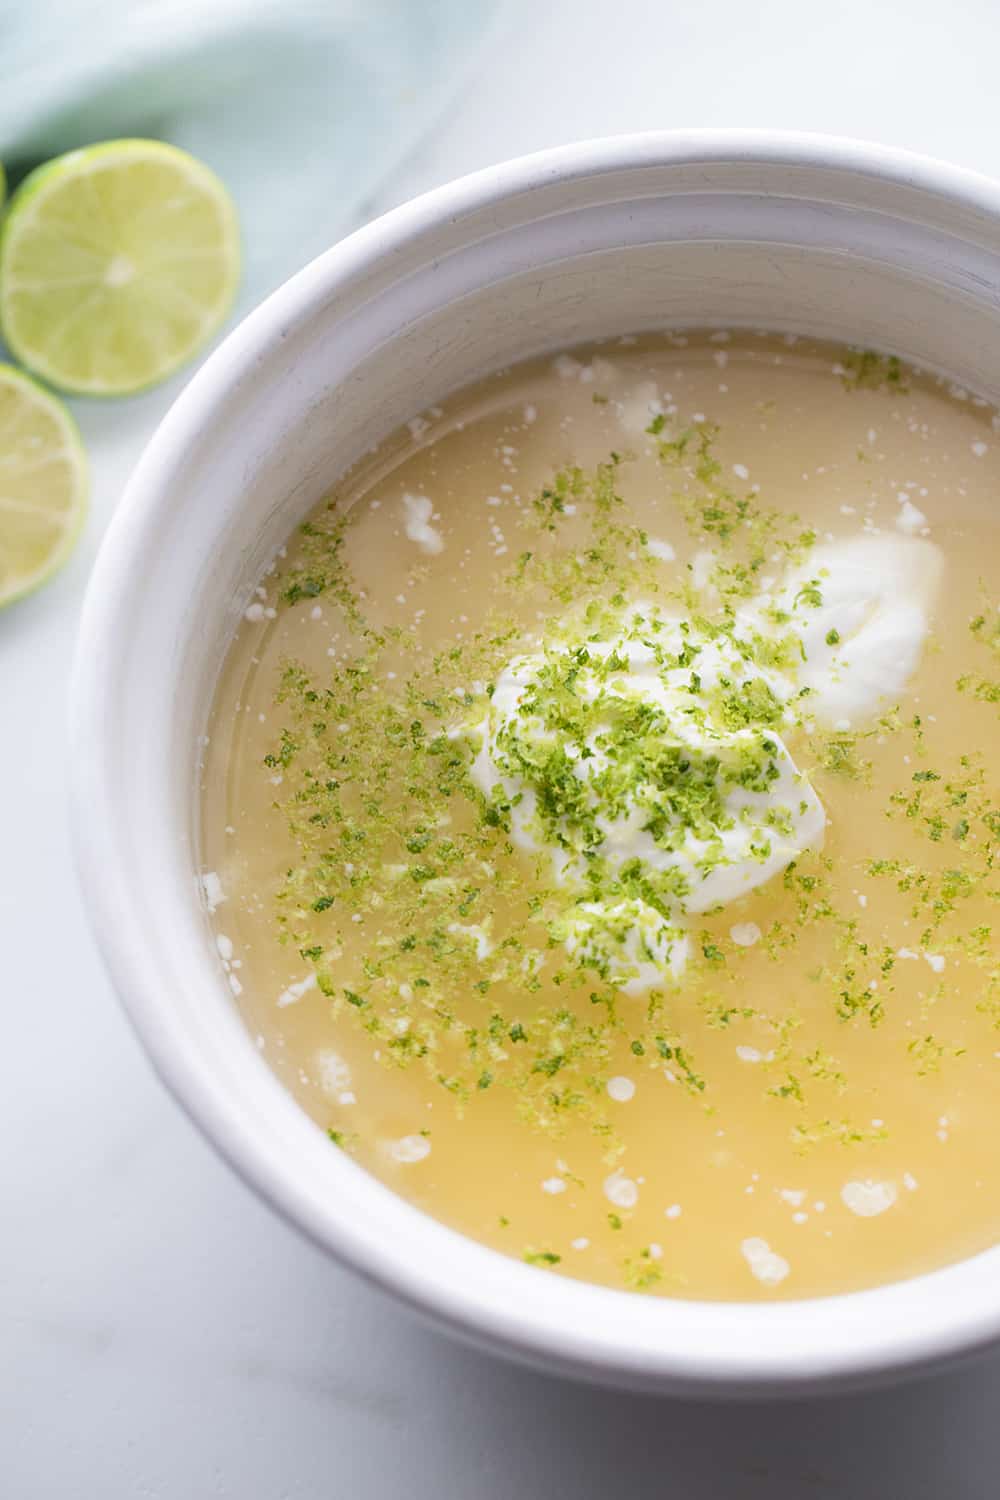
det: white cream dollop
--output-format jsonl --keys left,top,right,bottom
{"left": 466, "top": 535, "right": 940, "bottom": 994}
{"left": 471, "top": 615, "right": 823, "bottom": 990}
{"left": 769, "top": 536, "right": 942, "bottom": 726}
{"left": 494, "top": 634, "right": 818, "bottom": 875}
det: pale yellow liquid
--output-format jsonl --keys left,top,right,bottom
{"left": 201, "top": 334, "right": 1000, "bottom": 1300}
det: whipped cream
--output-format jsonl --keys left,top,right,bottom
{"left": 766, "top": 536, "right": 942, "bottom": 727}
{"left": 468, "top": 535, "right": 941, "bottom": 992}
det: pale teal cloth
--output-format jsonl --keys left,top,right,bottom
{"left": 0, "top": 0, "right": 500, "bottom": 304}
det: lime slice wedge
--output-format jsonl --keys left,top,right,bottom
{"left": 0, "top": 365, "right": 88, "bottom": 606}
{"left": 0, "top": 139, "right": 240, "bottom": 396}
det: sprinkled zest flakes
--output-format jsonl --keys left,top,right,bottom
{"left": 206, "top": 333, "right": 1000, "bottom": 1302}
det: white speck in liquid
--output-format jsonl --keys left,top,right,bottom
{"left": 200, "top": 871, "right": 224, "bottom": 913}
{"left": 389, "top": 1135, "right": 431, "bottom": 1164}
{"left": 276, "top": 973, "right": 317, "bottom": 1009}
{"left": 841, "top": 1179, "right": 897, "bottom": 1217}
{"left": 603, "top": 1171, "right": 639, "bottom": 1209}
{"left": 644, "top": 536, "right": 676, "bottom": 562}
{"left": 896, "top": 499, "right": 928, "bottom": 535}
{"left": 741, "top": 1237, "right": 790, "bottom": 1286}
{"left": 401, "top": 492, "right": 444, "bottom": 554}
{"left": 606, "top": 1075, "right": 636, "bottom": 1102}
{"left": 736, "top": 1045, "right": 772, "bottom": 1064}
{"left": 317, "top": 1049, "right": 352, "bottom": 1097}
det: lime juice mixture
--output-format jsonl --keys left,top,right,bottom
{"left": 201, "top": 333, "right": 1000, "bottom": 1299}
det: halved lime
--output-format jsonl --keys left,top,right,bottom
{"left": 0, "top": 365, "right": 88, "bottom": 606}
{"left": 0, "top": 140, "right": 240, "bottom": 396}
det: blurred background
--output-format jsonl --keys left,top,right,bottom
{"left": 5, "top": 1, "right": 1000, "bottom": 1495}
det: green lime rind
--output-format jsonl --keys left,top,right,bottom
{"left": 0, "top": 363, "right": 89, "bottom": 607}
{"left": 0, "top": 139, "right": 240, "bottom": 397}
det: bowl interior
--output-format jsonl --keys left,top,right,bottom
{"left": 74, "top": 136, "right": 1000, "bottom": 1394}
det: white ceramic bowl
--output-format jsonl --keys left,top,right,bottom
{"left": 71, "top": 131, "right": 1000, "bottom": 1396}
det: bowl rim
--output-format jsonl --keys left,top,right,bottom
{"left": 71, "top": 128, "right": 1000, "bottom": 1395}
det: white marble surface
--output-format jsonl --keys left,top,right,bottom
{"left": 9, "top": 1, "right": 1000, "bottom": 1493}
